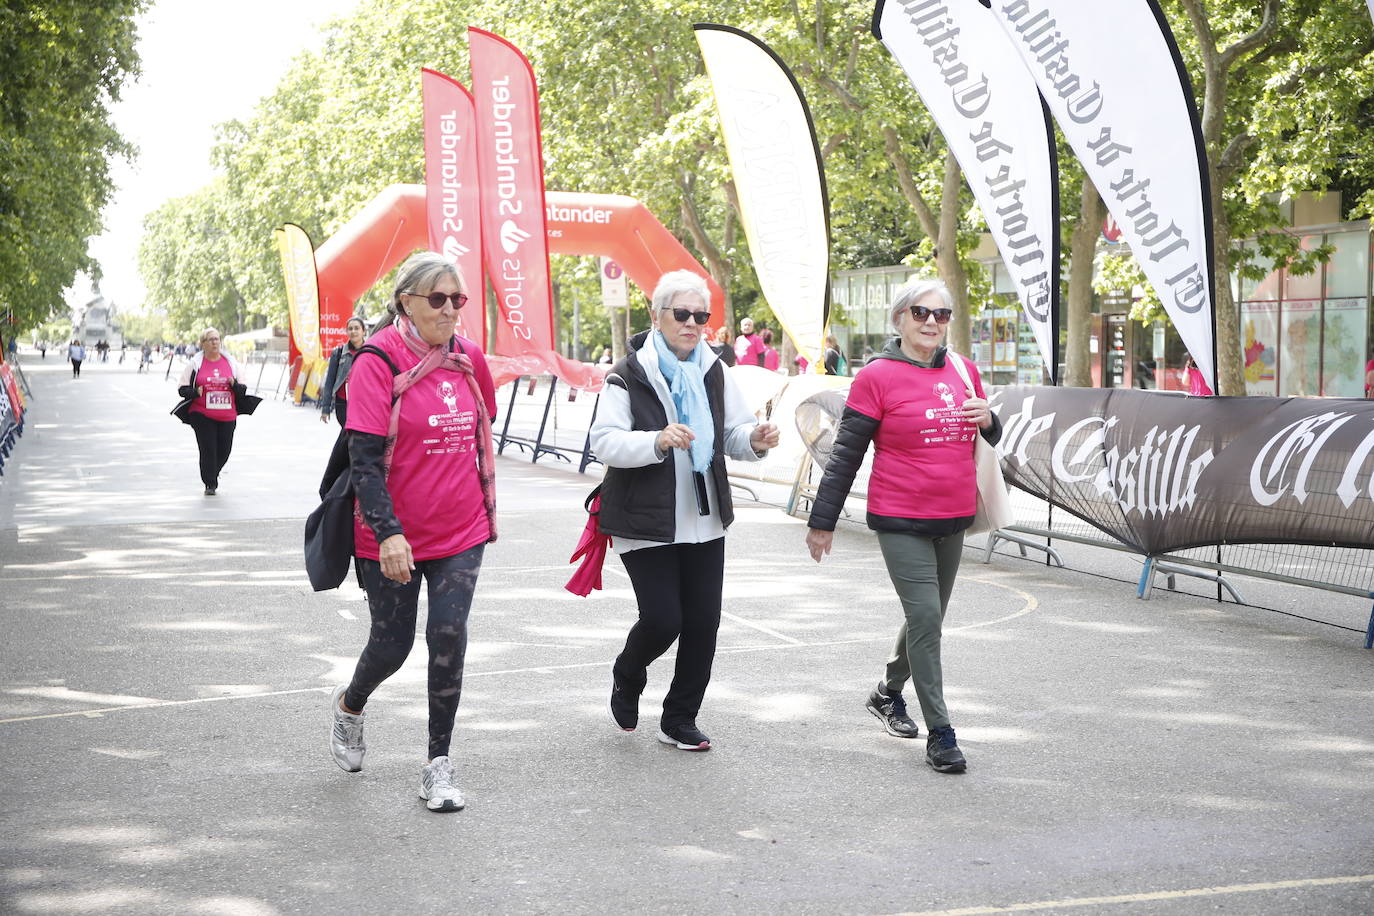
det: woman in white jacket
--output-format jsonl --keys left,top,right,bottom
{"left": 591, "top": 271, "right": 779, "bottom": 751}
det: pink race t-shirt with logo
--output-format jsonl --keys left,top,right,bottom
{"left": 345, "top": 327, "right": 497, "bottom": 562}
{"left": 845, "top": 356, "right": 984, "bottom": 520}
{"left": 191, "top": 357, "right": 237, "bottom": 422}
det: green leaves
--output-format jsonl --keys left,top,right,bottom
{"left": 0, "top": 1, "right": 145, "bottom": 333}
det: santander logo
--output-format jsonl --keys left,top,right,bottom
{"left": 499, "top": 220, "right": 531, "bottom": 254}
{"left": 443, "top": 237, "right": 470, "bottom": 260}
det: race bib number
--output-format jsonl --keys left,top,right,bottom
{"left": 206, "top": 389, "right": 233, "bottom": 411}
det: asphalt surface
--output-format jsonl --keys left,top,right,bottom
{"left": 1, "top": 350, "right": 1372, "bottom": 916}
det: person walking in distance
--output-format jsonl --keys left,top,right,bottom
{"left": 328, "top": 252, "right": 497, "bottom": 813}
{"left": 804, "top": 279, "right": 1001, "bottom": 774}
{"left": 592, "top": 270, "right": 779, "bottom": 751}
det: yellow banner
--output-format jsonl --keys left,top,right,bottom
{"left": 276, "top": 224, "right": 321, "bottom": 364}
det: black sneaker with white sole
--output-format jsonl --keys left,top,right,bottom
{"left": 926, "top": 725, "right": 967, "bottom": 773}
{"left": 866, "top": 684, "right": 919, "bottom": 738}
{"left": 657, "top": 722, "right": 711, "bottom": 751}
{"left": 608, "top": 678, "right": 638, "bottom": 731}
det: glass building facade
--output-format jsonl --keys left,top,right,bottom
{"left": 827, "top": 221, "right": 1372, "bottom": 395}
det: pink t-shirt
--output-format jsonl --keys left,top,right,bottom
{"left": 763, "top": 347, "right": 780, "bottom": 371}
{"left": 845, "top": 356, "right": 985, "bottom": 520}
{"left": 191, "top": 357, "right": 237, "bottom": 422}
{"left": 345, "top": 327, "right": 497, "bottom": 562}
{"left": 735, "top": 333, "right": 765, "bottom": 366}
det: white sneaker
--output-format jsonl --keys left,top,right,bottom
{"left": 328, "top": 685, "right": 365, "bottom": 772}
{"left": 419, "top": 756, "right": 465, "bottom": 812}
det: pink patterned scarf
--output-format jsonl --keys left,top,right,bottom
{"left": 388, "top": 315, "right": 497, "bottom": 542}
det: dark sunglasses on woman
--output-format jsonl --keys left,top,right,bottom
{"left": 408, "top": 291, "right": 469, "bottom": 309}
{"left": 910, "top": 305, "right": 953, "bottom": 324}
{"left": 668, "top": 308, "right": 711, "bottom": 325}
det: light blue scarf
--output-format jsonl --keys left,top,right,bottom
{"left": 652, "top": 331, "right": 715, "bottom": 474}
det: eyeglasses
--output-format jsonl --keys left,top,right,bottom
{"left": 406, "top": 291, "right": 469, "bottom": 309}
{"left": 665, "top": 308, "right": 711, "bottom": 325}
{"left": 910, "top": 305, "right": 953, "bottom": 324}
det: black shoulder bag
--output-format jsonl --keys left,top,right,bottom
{"left": 304, "top": 344, "right": 399, "bottom": 591}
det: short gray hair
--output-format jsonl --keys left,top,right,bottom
{"left": 651, "top": 269, "right": 710, "bottom": 313}
{"left": 392, "top": 251, "right": 465, "bottom": 314}
{"left": 890, "top": 278, "right": 953, "bottom": 330}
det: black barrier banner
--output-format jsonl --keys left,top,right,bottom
{"left": 991, "top": 387, "right": 1374, "bottom": 555}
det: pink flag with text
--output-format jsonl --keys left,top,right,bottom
{"left": 468, "top": 27, "right": 602, "bottom": 390}
{"left": 422, "top": 68, "right": 487, "bottom": 351}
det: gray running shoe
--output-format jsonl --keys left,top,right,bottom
{"left": 866, "top": 684, "right": 920, "bottom": 739}
{"left": 419, "top": 755, "right": 465, "bottom": 812}
{"left": 328, "top": 684, "right": 365, "bottom": 772}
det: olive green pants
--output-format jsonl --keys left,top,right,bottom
{"left": 877, "top": 529, "right": 964, "bottom": 731}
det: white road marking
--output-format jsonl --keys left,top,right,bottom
{"left": 885, "top": 874, "right": 1374, "bottom": 916}
{"left": 0, "top": 572, "right": 1038, "bottom": 726}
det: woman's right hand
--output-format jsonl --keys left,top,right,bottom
{"left": 805, "top": 528, "right": 833, "bottom": 563}
{"left": 656, "top": 423, "right": 695, "bottom": 453}
{"left": 378, "top": 533, "right": 414, "bottom": 583}
{"left": 319, "top": 413, "right": 331, "bottom": 423}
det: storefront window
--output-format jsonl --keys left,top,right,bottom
{"left": 1241, "top": 301, "right": 1279, "bottom": 396}
{"left": 1279, "top": 300, "right": 1322, "bottom": 396}
{"left": 1320, "top": 298, "right": 1367, "bottom": 397}
{"left": 1282, "top": 235, "right": 1323, "bottom": 300}
{"left": 1324, "top": 230, "right": 1369, "bottom": 298}
{"left": 1240, "top": 249, "right": 1280, "bottom": 301}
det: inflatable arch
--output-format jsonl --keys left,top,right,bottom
{"left": 312, "top": 185, "right": 726, "bottom": 352}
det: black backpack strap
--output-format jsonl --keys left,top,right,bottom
{"left": 354, "top": 343, "right": 401, "bottom": 377}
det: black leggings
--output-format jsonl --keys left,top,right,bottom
{"left": 614, "top": 538, "right": 725, "bottom": 729}
{"left": 71, "top": 359, "right": 82, "bottom": 378}
{"left": 332, "top": 398, "right": 349, "bottom": 428}
{"left": 345, "top": 545, "right": 484, "bottom": 759}
{"left": 188, "top": 413, "right": 235, "bottom": 488}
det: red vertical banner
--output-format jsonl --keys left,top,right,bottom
{"left": 422, "top": 68, "right": 487, "bottom": 351}
{"left": 468, "top": 28, "right": 554, "bottom": 360}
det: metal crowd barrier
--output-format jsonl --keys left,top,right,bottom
{"left": 494, "top": 375, "right": 602, "bottom": 473}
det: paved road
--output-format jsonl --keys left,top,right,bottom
{"left": 2, "top": 353, "right": 1372, "bottom": 915}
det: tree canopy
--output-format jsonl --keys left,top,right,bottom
{"left": 83, "top": 1, "right": 1374, "bottom": 388}
{"left": 0, "top": 1, "right": 145, "bottom": 334}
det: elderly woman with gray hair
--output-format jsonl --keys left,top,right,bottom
{"left": 326, "top": 251, "right": 497, "bottom": 813}
{"left": 804, "top": 278, "right": 1001, "bottom": 773}
{"left": 592, "top": 269, "right": 780, "bottom": 751}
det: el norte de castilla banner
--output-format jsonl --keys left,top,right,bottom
{"left": 987, "top": 0, "right": 1217, "bottom": 391}
{"left": 873, "top": 0, "right": 1061, "bottom": 383}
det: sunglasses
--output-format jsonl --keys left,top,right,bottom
{"left": 910, "top": 305, "right": 953, "bottom": 324}
{"left": 406, "top": 291, "right": 469, "bottom": 309}
{"left": 665, "top": 308, "right": 711, "bottom": 325}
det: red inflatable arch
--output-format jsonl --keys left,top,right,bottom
{"left": 313, "top": 185, "right": 725, "bottom": 353}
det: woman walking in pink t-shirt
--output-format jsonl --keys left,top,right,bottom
{"left": 174, "top": 328, "right": 255, "bottom": 495}
{"left": 804, "top": 279, "right": 1001, "bottom": 774}
{"left": 326, "top": 252, "right": 497, "bottom": 813}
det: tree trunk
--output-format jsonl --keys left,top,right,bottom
{"left": 1212, "top": 214, "right": 1243, "bottom": 396}
{"left": 1066, "top": 176, "right": 1105, "bottom": 387}
{"left": 610, "top": 303, "right": 627, "bottom": 361}
{"left": 935, "top": 150, "right": 971, "bottom": 354}
{"left": 679, "top": 177, "right": 733, "bottom": 329}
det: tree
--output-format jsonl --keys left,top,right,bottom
{"left": 1170, "top": 0, "right": 1373, "bottom": 395}
{"left": 0, "top": 2, "right": 145, "bottom": 334}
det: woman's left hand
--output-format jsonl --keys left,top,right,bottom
{"left": 960, "top": 392, "right": 992, "bottom": 430}
{"left": 750, "top": 422, "right": 780, "bottom": 452}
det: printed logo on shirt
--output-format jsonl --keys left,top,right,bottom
{"left": 425, "top": 378, "right": 477, "bottom": 455}
{"left": 921, "top": 380, "right": 974, "bottom": 445}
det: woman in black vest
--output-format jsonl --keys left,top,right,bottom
{"left": 591, "top": 270, "right": 779, "bottom": 751}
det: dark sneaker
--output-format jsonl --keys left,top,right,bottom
{"left": 608, "top": 677, "right": 638, "bottom": 732}
{"left": 866, "top": 684, "right": 919, "bottom": 738}
{"left": 204, "top": 486, "right": 217, "bottom": 496}
{"left": 657, "top": 722, "right": 711, "bottom": 751}
{"left": 926, "top": 725, "right": 967, "bottom": 773}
